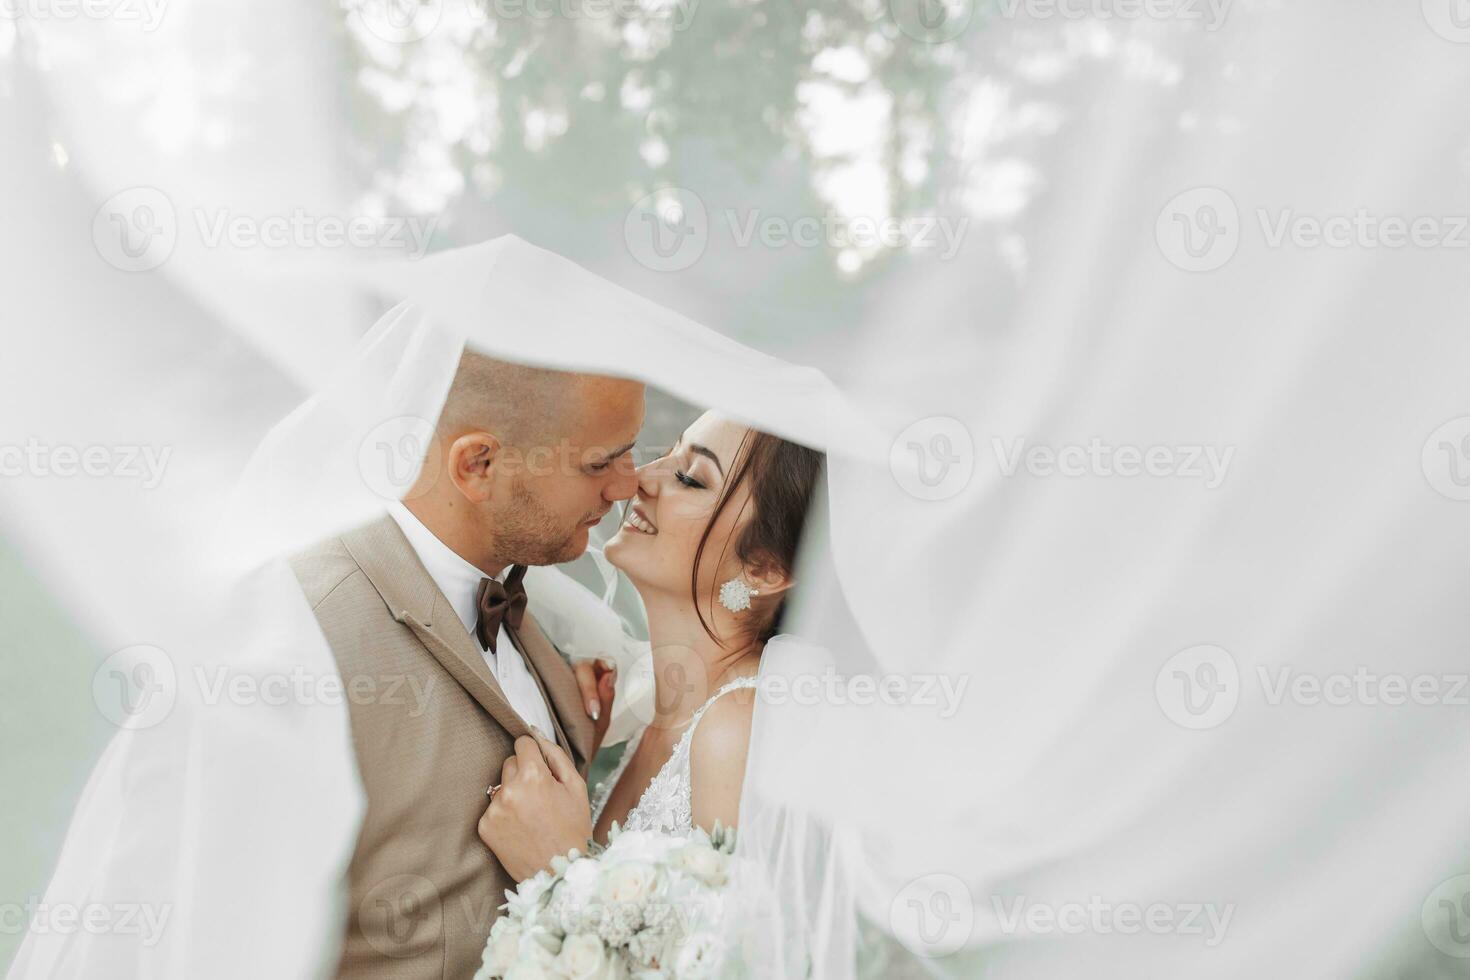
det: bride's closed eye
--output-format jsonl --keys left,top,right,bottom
{"left": 675, "top": 469, "right": 705, "bottom": 490}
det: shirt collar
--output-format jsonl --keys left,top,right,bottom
{"left": 386, "top": 502, "right": 505, "bottom": 637}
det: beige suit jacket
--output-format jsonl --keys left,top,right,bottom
{"left": 291, "top": 515, "right": 594, "bottom": 980}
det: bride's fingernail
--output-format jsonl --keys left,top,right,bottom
{"left": 588, "top": 700, "right": 600, "bottom": 721}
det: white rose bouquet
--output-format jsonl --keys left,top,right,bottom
{"left": 474, "top": 824, "right": 736, "bottom": 980}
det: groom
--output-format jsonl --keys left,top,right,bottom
{"left": 292, "top": 350, "right": 642, "bottom": 980}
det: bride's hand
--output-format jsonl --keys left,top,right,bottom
{"left": 573, "top": 658, "right": 616, "bottom": 753}
{"left": 478, "top": 734, "right": 593, "bottom": 881}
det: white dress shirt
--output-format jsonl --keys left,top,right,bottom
{"left": 387, "top": 503, "right": 558, "bottom": 739}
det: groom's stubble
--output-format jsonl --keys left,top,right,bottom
{"left": 489, "top": 472, "right": 601, "bottom": 567}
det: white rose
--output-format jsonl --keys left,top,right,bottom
{"left": 597, "top": 860, "right": 659, "bottom": 906}
{"left": 605, "top": 830, "right": 679, "bottom": 864}
{"left": 672, "top": 933, "right": 724, "bottom": 980}
{"left": 497, "top": 933, "right": 559, "bottom": 980}
{"left": 559, "top": 858, "right": 601, "bottom": 908}
{"left": 504, "top": 962, "right": 552, "bottom": 980}
{"left": 553, "top": 932, "right": 611, "bottom": 980}
{"left": 671, "top": 844, "right": 729, "bottom": 888}
{"left": 482, "top": 919, "right": 523, "bottom": 976}
{"left": 508, "top": 871, "right": 555, "bottom": 919}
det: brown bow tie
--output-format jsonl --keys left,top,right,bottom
{"left": 475, "top": 564, "right": 528, "bottom": 655}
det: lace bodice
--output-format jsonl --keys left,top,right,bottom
{"left": 590, "top": 677, "right": 758, "bottom": 838}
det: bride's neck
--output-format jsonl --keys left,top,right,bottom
{"left": 639, "top": 589, "right": 760, "bottom": 729}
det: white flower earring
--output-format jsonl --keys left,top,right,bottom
{"left": 719, "top": 577, "right": 760, "bottom": 613}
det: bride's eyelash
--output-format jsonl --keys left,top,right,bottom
{"left": 675, "top": 470, "right": 705, "bottom": 490}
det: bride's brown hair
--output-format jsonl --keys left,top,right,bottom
{"left": 690, "top": 431, "right": 825, "bottom": 645}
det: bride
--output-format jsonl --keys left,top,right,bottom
{"left": 477, "top": 409, "right": 824, "bottom": 870}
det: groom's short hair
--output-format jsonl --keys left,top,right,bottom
{"left": 437, "top": 350, "right": 581, "bottom": 449}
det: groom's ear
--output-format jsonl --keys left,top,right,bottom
{"left": 446, "top": 431, "right": 503, "bottom": 503}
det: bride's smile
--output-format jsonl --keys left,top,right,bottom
{"left": 601, "top": 410, "right": 748, "bottom": 600}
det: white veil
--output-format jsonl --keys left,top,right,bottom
{"left": 1, "top": 226, "right": 881, "bottom": 977}
{"left": 6, "top": 1, "right": 1470, "bottom": 978}
{"left": 729, "top": 5, "right": 1470, "bottom": 979}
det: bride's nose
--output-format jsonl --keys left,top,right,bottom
{"left": 634, "top": 457, "right": 665, "bottom": 498}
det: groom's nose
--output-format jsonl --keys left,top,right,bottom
{"left": 604, "top": 463, "right": 640, "bottom": 502}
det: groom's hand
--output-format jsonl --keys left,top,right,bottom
{"left": 478, "top": 734, "right": 593, "bottom": 881}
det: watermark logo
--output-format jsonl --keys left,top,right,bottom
{"left": 359, "top": 415, "right": 442, "bottom": 501}
{"left": 992, "top": 437, "right": 1234, "bottom": 488}
{"left": 1161, "top": 186, "right": 1470, "bottom": 272}
{"left": 891, "top": 873, "right": 974, "bottom": 958}
{"left": 993, "top": 895, "right": 1234, "bottom": 946}
{"left": 1422, "top": 0, "right": 1470, "bottom": 43}
{"left": 0, "top": 899, "right": 172, "bottom": 946}
{"left": 93, "top": 187, "right": 177, "bottom": 273}
{"left": 991, "top": 0, "right": 1231, "bottom": 29}
{"left": 346, "top": 0, "right": 700, "bottom": 43}
{"left": 1156, "top": 187, "right": 1240, "bottom": 272}
{"left": 889, "top": 0, "right": 974, "bottom": 43}
{"left": 193, "top": 666, "right": 436, "bottom": 716}
{"left": 890, "top": 416, "right": 976, "bottom": 501}
{"left": 1422, "top": 416, "right": 1470, "bottom": 501}
{"left": 726, "top": 210, "right": 968, "bottom": 260}
{"left": 626, "top": 645, "right": 710, "bottom": 727}
{"left": 1256, "top": 209, "right": 1470, "bottom": 251}
{"left": 0, "top": 440, "right": 172, "bottom": 488}
{"left": 193, "top": 207, "right": 437, "bottom": 257}
{"left": 0, "top": 0, "right": 168, "bottom": 29}
{"left": 1155, "top": 644, "right": 1239, "bottom": 730}
{"left": 759, "top": 669, "right": 970, "bottom": 718}
{"left": 93, "top": 645, "right": 177, "bottom": 729}
{"left": 624, "top": 187, "right": 709, "bottom": 273}
{"left": 361, "top": 874, "right": 442, "bottom": 958}
{"left": 93, "top": 187, "right": 438, "bottom": 272}
{"left": 348, "top": 0, "right": 443, "bottom": 43}
{"left": 1422, "top": 874, "right": 1470, "bottom": 958}
{"left": 1258, "top": 666, "right": 1470, "bottom": 708}
{"left": 623, "top": 191, "right": 967, "bottom": 270}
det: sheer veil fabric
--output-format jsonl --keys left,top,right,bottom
{"left": 2, "top": 229, "right": 881, "bottom": 978}
{"left": 5, "top": 3, "right": 1470, "bottom": 979}
{"left": 728, "top": 6, "right": 1470, "bottom": 979}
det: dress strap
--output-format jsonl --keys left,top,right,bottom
{"left": 684, "top": 676, "right": 759, "bottom": 742}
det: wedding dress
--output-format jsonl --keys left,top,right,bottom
{"left": 590, "top": 677, "right": 760, "bottom": 837}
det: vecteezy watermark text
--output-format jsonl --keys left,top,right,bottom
{"left": 0, "top": 440, "right": 172, "bottom": 489}
{"left": 1158, "top": 186, "right": 1470, "bottom": 272}
{"left": 991, "top": 0, "right": 1232, "bottom": 30}
{"left": 347, "top": 0, "right": 701, "bottom": 45}
{"left": 992, "top": 895, "right": 1234, "bottom": 947}
{"left": 192, "top": 208, "right": 437, "bottom": 257}
{"left": 724, "top": 209, "right": 969, "bottom": 260}
{"left": 93, "top": 644, "right": 437, "bottom": 730}
{"left": 1257, "top": 666, "right": 1470, "bottom": 708}
{"left": 0, "top": 899, "right": 172, "bottom": 947}
{"left": 757, "top": 669, "right": 970, "bottom": 719}
{"left": 192, "top": 665, "right": 436, "bottom": 717}
{"left": 623, "top": 187, "right": 970, "bottom": 272}
{"left": 93, "top": 187, "right": 439, "bottom": 273}
{"left": 1156, "top": 644, "right": 1470, "bottom": 730}
{"left": 0, "top": 0, "right": 168, "bottom": 30}
{"left": 992, "top": 437, "right": 1235, "bottom": 489}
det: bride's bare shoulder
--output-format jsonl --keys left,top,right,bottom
{"left": 688, "top": 686, "right": 757, "bottom": 829}
{"left": 691, "top": 686, "right": 757, "bottom": 764}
